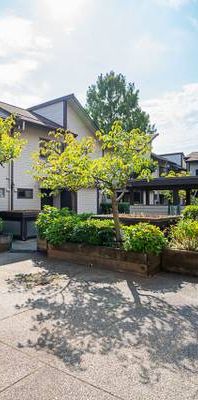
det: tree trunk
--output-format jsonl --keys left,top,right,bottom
{"left": 111, "top": 192, "right": 122, "bottom": 246}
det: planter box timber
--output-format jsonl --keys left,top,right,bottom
{"left": 37, "top": 238, "right": 48, "bottom": 252}
{"left": 48, "top": 243, "right": 161, "bottom": 277}
{"left": 162, "top": 248, "right": 198, "bottom": 277}
{"left": 0, "top": 234, "right": 12, "bottom": 252}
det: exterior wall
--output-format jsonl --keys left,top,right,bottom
{"left": 77, "top": 189, "right": 98, "bottom": 214}
{"left": 0, "top": 164, "right": 10, "bottom": 211}
{"left": 188, "top": 162, "right": 198, "bottom": 176}
{"left": 33, "top": 102, "right": 64, "bottom": 126}
{"left": 13, "top": 124, "right": 51, "bottom": 210}
{"left": 67, "top": 102, "right": 101, "bottom": 214}
{"left": 160, "top": 153, "right": 185, "bottom": 168}
{"left": 67, "top": 103, "right": 101, "bottom": 159}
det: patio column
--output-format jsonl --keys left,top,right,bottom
{"left": 173, "top": 188, "right": 179, "bottom": 205}
{"left": 146, "top": 190, "right": 150, "bottom": 205}
{"left": 129, "top": 189, "right": 134, "bottom": 205}
{"left": 186, "top": 189, "right": 191, "bottom": 205}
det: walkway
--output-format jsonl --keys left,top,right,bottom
{"left": 0, "top": 252, "right": 197, "bottom": 399}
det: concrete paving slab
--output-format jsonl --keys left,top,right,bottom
{"left": 0, "top": 254, "right": 197, "bottom": 399}
{"left": 0, "top": 342, "right": 42, "bottom": 392}
{"left": 0, "top": 366, "right": 116, "bottom": 400}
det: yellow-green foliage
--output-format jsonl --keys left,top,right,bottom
{"left": 0, "top": 116, "right": 26, "bottom": 166}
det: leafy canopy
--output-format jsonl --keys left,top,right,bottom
{"left": 86, "top": 71, "right": 155, "bottom": 134}
{"left": 32, "top": 122, "right": 155, "bottom": 198}
{"left": 0, "top": 116, "right": 26, "bottom": 166}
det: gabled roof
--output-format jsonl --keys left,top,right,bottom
{"left": 0, "top": 101, "right": 62, "bottom": 129}
{"left": 28, "top": 93, "right": 99, "bottom": 132}
{"left": 185, "top": 152, "right": 198, "bottom": 162}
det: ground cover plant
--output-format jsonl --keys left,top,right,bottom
{"left": 182, "top": 205, "right": 198, "bottom": 220}
{"left": 169, "top": 219, "right": 198, "bottom": 252}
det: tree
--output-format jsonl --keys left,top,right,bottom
{"left": 86, "top": 71, "right": 155, "bottom": 134}
{"left": 32, "top": 123, "right": 155, "bottom": 244}
{"left": 0, "top": 116, "right": 25, "bottom": 167}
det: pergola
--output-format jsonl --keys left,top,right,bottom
{"left": 127, "top": 176, "right": 198, "bottom": 205}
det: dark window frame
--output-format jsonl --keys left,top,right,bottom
{"left": 17, "top": 188, "right": 33, "bottom": 199}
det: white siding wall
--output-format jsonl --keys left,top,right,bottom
{"left": 67, "top": 103, "right": 101, "bottom": 159}
{"left": 13, "top": 125, "right": 51, "bottom": 210}
{"left": 0, "top": 164, "right": 9, "bottom": 211}
{"left": 77, "top": 189, "right": 97, "bottom": 214}
{"left": 33, "top": 102, "right": 64, "bottom": 126}
{"left": 67, "top": 102, "right": 101, "bottom": 214}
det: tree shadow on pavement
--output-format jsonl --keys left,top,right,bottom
{"left": 8, "top": 256, "right": 198, "bottom": 383}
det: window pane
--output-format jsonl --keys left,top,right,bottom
{"left": 17, "top": 189, "right": 33, "bottom": 199}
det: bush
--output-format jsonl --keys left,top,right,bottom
{"left": 169, "top": 219, "right": 198, "bottom": 251}
{"left": 71, "top": 219, "right": 115, "bottom": 247}
{"left": 122, "top": 223, "right": 167, "bottom": 255}
{"left": 182, "top": 205, "right": 198, "bottom": 220}
{"left": 36, "top": 206, "right": 92, "bottom": 240}
{"left": 100, "top": 202, "right": 130, "bottom": 214}
{"left": 118, "top": 202, "right": 130, "bottom": 214}
{"left": 45, "top": 215, "right": 79, "bottom": 246}
{"left": 36, "top": 206, "right": 74, "bottom": 239}
{"left": 100, "top": 202, "right": 112, "bottom": 214}
{"left": 0, "top": 218, "right": 3, "bottom": 233}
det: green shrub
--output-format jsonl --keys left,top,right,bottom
{"left": 118, "top": 202, "right": 130, "bottom": 214}
{"left": 36, "top": 206, "right": 73, "bottom": 239}
{"left": 71, "top": 219, "right": 115, "bottom": 247}
{"left": 45, "top": 215, "right": 79, "bottom": 246}
{"left": 0, "top": 218, "right": 3, "bottom": 233}
{"left": 122, "top": 223, "right": 167, "bottom": 255}
{"left": 100, "top": 202, "right": 130, "bottom": 214}
{"left": 100, "top": 202, "right": 112, "bottom": 214}
{"left": 182, "top": 205, "right": 198, "bottom": 220}
{"left": 169, "top": 219, "right": 198, "bottom": 251}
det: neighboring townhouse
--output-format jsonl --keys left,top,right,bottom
{"left": 0, "top": 94, "right": 102, "bottom": 214}
{"left": 185, "top": 152, "right": 198, "bottom": 176}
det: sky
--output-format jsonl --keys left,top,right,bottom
{"left": 0, "top": 0, "right": 197, "bottom": 154}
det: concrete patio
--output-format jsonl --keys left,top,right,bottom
{"left": 0, "top": 251, "right": 197, "bottom": 399}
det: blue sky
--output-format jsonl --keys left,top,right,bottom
{"left": 0, "top": 0, "right": 197, "bottom": 153}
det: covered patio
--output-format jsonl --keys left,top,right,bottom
{"left": 127, "top": 176, "right": 198, "bottom": 208}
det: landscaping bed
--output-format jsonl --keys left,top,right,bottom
{"left": 48, "top": 242, "right": 161, "bottom": 276}
{"left": 162, "top": 248, "right": 198, "bottom": 277}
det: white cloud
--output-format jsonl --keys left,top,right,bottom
{"left": 0, "top": 15, "right": 50, "bottom": 57}
{"left": 36, "top": 0, "right": 92, "bottom": 32}
{"left": 0, "top": 13, "right": 51, "bottom": 106}
{"left": 143, "top": 83, "right": 198, "bottom": 154}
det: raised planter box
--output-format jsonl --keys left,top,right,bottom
{"left": 37, "top": 238, "right": 48, "bottom": 252}
{"left": 0, "top": 234, "right": 12, "bottom": 252}
{"left": 48, "top": 243, "right": 161, "bottom": 277}
{"left": 162, "top": 248, "right": 198, "bottom": 277}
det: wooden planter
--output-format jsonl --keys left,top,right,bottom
{"left": 162, "top": 248, "right": 198, "bottom": 277}
{"left": 37, "top": 238, "right": 48, "bottom": 252}
{"left": 0, "top": 234, "right": 12, "bottom": 252}
{"left": 48, "top": 243, "right": 161, "bottom": 277}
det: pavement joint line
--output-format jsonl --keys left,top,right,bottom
{"left": 0, "top": 366, "right": 43, "bottom": 395}
{"left": 0, "top": 308, "right": 33, "bottom": 322}
{"left": 0, "top": 339, "right": 125, "bottom": 400}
